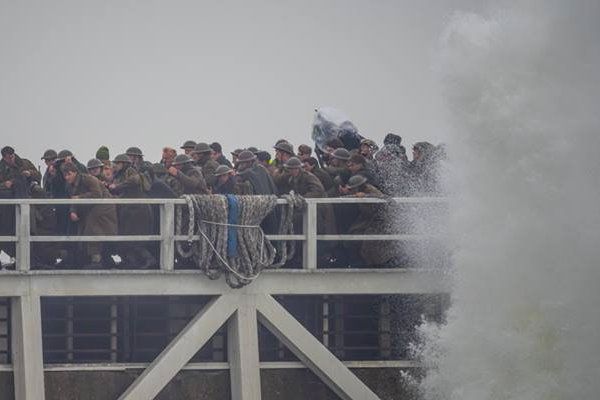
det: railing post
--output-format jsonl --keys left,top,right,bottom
{"left": 303, "top": 201, "right": 318, "bottom": 270}
{"left": 160, "top": 202, "right": 175, "bottom": 271}
{"left": 11, "top": 294, "right": 46, "bottom": 400}
{"left": 15, "top": 204, "right": 30, "bottom": 271}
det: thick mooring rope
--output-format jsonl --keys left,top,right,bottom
{"left": 175, "top": 194, "right": 305, "bottom": 288}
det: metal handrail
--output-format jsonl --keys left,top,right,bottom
{"left": 0, "top": 196, "right": 447, "bottom": 271}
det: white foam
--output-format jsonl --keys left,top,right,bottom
{"left": 417, "top": 2, "right": 600, "bottom": 399}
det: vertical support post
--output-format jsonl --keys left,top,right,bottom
{"left": 160, "top": 202, "right": 175, "bottom": 271}
{"left": 302, "top": 201, "right": 318, "bottom": 270}
{"left": 228, "top": 296, "right": 261, "bottom": 400}
{"left": 322, "top": 296, "right": 330, "bottom": 348}
{"left": 110, "top": 297, "right": 118, "bottom": 362}
{"left": 11, "top": 295, "right": 45, "bottom": 400}
{"left": 15, "top": 204, "right": 30, "bottom": 271}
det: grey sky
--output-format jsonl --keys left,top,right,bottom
{"left": 1, "top": 0, "right": 479, "bottom": 166}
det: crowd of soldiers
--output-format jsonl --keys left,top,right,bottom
{"left": 0, "top": 133, "right": 445, "bottom": 269}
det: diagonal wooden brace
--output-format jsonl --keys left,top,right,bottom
{"left": 256, "top": 294, "right": 381, "bottom": 400}
{"left": 118, "top": 294, "right": 240, "bottom": 400}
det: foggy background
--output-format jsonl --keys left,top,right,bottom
{"left": 1, "top": 0, "right": 479, "bottom": 167}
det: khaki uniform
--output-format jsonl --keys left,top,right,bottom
{"left": 68, "top": 174, "right": 118, "bottom": 261}
{"left": 287, "top": 170, "right": 336, "bottom": 235}
{"left": 111, "top": 165, "right": 155, "bottom": 267}
{"left": 196, "top": 157, "right": 219, "bottom": 189}
{"left": 174, "top": 164, "right": 209, "bottom": 194}
{"left": 347, "top": 185, "right": 394, "bottom": 266}
{"left": 0, "top": 155, "right": 42, "bottom": 258}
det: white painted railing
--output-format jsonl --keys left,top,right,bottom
{"left": 0, "top": 196, "right": 447, "bottom": 271}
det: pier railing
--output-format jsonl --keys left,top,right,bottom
{"left": 0, "top": 196, "right": 450, "bottom": 400}
{"left": 0, "top": 196, "right": 447, "bottom": 271}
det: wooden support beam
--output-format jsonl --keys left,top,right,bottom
{"left": 160, "top": 202, "right": 175, "bottom": 270}
{"left": 11, "top": 295, "right": 45, "bottom": 400}
{"left": 118, "top": 294, "right": 239, "bottom": 400}
{"left": 256, "top": 294, "right": 381, "bottom": 400}
{"left": 228, "top": 295, "right": 261, "bottom": 400}
{"left": 15, "top": 204, "right": 30, "bottom": 271}
{"left": 302, "top": 202, "right": 318, "bottom": 270}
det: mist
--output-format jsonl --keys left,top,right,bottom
{"left": 0, "top": 0, "right": 481, "bottom": 164}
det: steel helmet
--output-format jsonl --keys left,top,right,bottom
{"left": 180, "top": 140, "right": 197, "bottom": 150}
{"left": 171, "top": 154, "right": 194, "bottom": 166}
{"left": 214, "top": 165, "right": 233, "bottom": 176}
{"left": 273, "top": 141, "right": 294, "bottom": 155}
{"left": 331, "top": 148, "right": 351, "bottom": 161}
{"left": 41, "top": 149, "right": 58, "bottom": 161}
{"left": 86, "top": 158, "right": 104, "bottom": 169}
{"left": 125, "top": 147, "right": 143, "bottom": 157}
{"left": 113, "top": 154, "right": 132, "bottom": 164}
{"left": 57, "top": 150, "right": 74, "bottom": 161}
{"left": 193, "top": 142, "right": 212, "bottom": 154}
{"left": 236, "top": 150, "right": 256, "bottom": 164}
{"left": 347, "top": 174, "right": 367, "bottom": 189}
{"left": 283, "top": 157, "right": 302, "bottom": 169}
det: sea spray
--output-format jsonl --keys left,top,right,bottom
{"left": 416, "top": 2, "right": 600, "bottom": 399}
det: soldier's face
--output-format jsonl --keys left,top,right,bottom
{"left": 288, "top": 168, "right": 301, "bottom": 177}
{"left": 2, "top": 153, "right": 15, "bottom": 165}
{"left": 218, "top": 174, "right": 229, "bottom": 184}
{"left": 360, "top": 145, "right": 371, "bottom": 157}
{"left": 89, "top": 167, "right": 101, "bottom": 176}
{"left": 44, "top": 159, "right": 55, "bottom": 167}
{"left": 303, "top": 162, "right": 313, "bottom": 172}
{"left": 64, "top": 171, "right": 77, "bottom": 184}
{"left": 191, "top": 153, "right": 200, "bottom": 162}
{"left": 184, "top": 148, "right": 193, "bottom": 155}
{"left": 114, "top": 162, "right": 124, "bottom": 172}
{"left": 347, "top": 162, "right": 361, "bottom": 174}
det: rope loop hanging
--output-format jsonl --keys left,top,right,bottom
{"left": 175, "top": 194, "right": 305, "bottom": 288}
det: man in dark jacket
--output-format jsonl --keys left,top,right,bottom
{"left": 212, "top": 165, "right": 251, "bottom": 195}
{"left": 302, "top": 157, "right": 334, "bottom": 193}
{"left": 168, "top": 154, "right": 209, "bottom": 194}
{"left": 0, "top": 146, "right": 41, "bottom": 262}
{"left": 63, "top": 163, "right": 118, "bottom": 268}
{"left": 109, "top": 154, "right": 156, "bottom": 268}
{"left": 192, "top": 143, "right": 220, "bottom": 189}
{"left": 210, "top": 142, "right": 233, "bottom": 168}
{"left": 41, "top": 149, "right": 58, "bottom": 194}
{"left": 235, "top": 150, "right": 279, "bottom": 234}
{"left": 347, "top": 153, "right": 383, "bottom": 190}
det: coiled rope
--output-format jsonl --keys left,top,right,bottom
{"left": 176, "top": 194, "right": 305, "bottom": 288}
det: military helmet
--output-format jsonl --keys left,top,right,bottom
{"left": 57, "top": 149, "right": 73, "bottom": 160}
{"left": 113, "top": 154, "right": 132, "bottom": 164}
{"left": 273, "top": 141, "right": 294, "bottom": 155}
{"left": 172, "top": 154, "right": 193, "bottom": 166}
{"left": 231, "top": 148, "right": 244, "bottom": 157}
{"left": 247, "top": 146, "right": 259, "bottom": 154}
{"left": 41, "top": 149, "right": 58, "bottom": 160}
{"left": 360, "top": 139, "right": 378, "bottom": 150}
{"left": 180, "top": 140, "right": 196, "bottom": 150}
{"left": 236, "top": 150, "right": 256, "bottom": 163}
{"left": 86, "top": 158, "right": 104, "bottom": 169}
{"left": 284, "top": 157, "right": 302, "bottom": 169}
{"left": 331, "top": 148, "right": 351, "bottom": 161}
{"left": 214, "top": 165, "right": 233, "bottom": 176}
{"left": 347, "top": 174, "right": 368, "bottom": 189}
{"left": 125, "top": 147, "right": 143, "bottom": 157}
{"left": 193, "top": 142, "right": 212, "bottom": 154}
